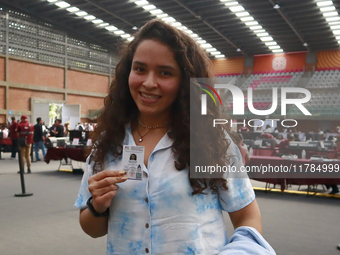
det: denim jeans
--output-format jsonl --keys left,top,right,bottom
{"left": 34, "top": 140, "right": 46, "bottom": 160}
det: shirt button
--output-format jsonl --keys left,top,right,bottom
{"left": 145, "top": 173, "right": 148, "bottom": 178}
{"left": 145, "top": 248, "right": 149, "bottom": 253}
{"left": 145, "top": 197, "right": 148, "bottom": 203}
{"left": 145, "top": 223, "right": 149, "bottom": 228}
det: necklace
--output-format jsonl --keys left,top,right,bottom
{"left": 138, "top": 118, "right": 172, "bottom": 129}
{"left": 137, "top": 127, "right": 151, "bottom": 143}
{"left": 137, "top": 118, "right": 172, "bottom": 142}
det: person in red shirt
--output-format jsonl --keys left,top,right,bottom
{"left": 8, "top": 116, "right": 18, "bottom": 159}
{"left": 278, "top": 134, "right": 295, "bottom": 153}
{"left": 17, "top": 115, "right": 34, "bottom": 173}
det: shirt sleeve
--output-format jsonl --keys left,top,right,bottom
{"left": 219, "top": 226, "right": 276, "bottom": 255}
{"left": 218, "top": 138, "right": 255, "bottom": 212}
{"left": 74, "top": 156, "right": 94, "bottom": 209}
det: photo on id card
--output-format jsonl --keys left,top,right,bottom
{"left": 122, "top": 145, "right": 144, "bottom": 180}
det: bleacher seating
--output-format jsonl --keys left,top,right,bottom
{"left": 306, "top": 70, "right": 340, "bottom": 89}
{"left": 216, "top": 70, "right": 339, "bottom": 117}
{"left": 240, "top": 72, "right": 303, "bottom": 90}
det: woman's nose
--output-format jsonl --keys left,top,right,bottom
{"left": 142, "top": 72, "right": 157, "bottom": 88}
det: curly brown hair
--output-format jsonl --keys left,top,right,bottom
{"left": 90, "top": 19, "right": 233, "bottom": 195}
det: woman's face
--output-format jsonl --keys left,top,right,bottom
{"left": 128, "top": 39, "right": 181, "bottom": 118}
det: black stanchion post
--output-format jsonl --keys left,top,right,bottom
{"left": 15, "top": 148, "right": 33, "bottom": 197}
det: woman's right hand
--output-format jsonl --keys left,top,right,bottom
{"left": 88, "top": 170, "right": 127, "bottom": 213}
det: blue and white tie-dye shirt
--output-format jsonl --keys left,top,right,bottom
{"left": 74, "top": 127, "right": 255, "bottom": 255}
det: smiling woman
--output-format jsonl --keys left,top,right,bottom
{"left": 74, "top": 19, "right": 276, "bottom": 255}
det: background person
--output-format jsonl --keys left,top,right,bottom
{"left": 33, "top": 117, "right": 46, "bottom": 161}
{"left": 50, "top": 119, "right": 64, "bottom": 137}
{"left": 8, "top": 116, "right": 18, "bottom": 159}
{"left": 74, "top": 19, "right": 275, "bottom": 255}
{"left": 17, "top": 115, "right": 34, "bottom": 173}
{"left": 64, "top": 121, "right": 70, "bottom": 137}
{"left": 279, "top": 133, "right": 295, "bottom": 153}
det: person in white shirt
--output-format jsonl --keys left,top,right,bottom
{"left": 75, "top": 19, "right": 275, "bottom": 255}
{"left": 264, "top": 125, "right": 272, "bottom": 133}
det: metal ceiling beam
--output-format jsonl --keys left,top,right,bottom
{"left": 82, "top": 0, "right": 134, "bottom": 27}
{"left": 269, "top": 0, "right": 311, "bottom": 51}
{"left": 171, "top": 0, "right": 246, "bottom": 56}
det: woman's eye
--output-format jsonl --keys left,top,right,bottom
{"left": 161, "top": 71, "right": 172, "bottom": 76}
{"left": 134, "top": 67, "right": 144, "bottom": 72}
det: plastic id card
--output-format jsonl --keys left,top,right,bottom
{"left": 122, "top": 145, "right": 144, "bottom": 181}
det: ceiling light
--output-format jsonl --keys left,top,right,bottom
{"left": 326, "top": 17, "right": 340, "bottom": 22}
{"left": 221, "top": 0, "right": 282, "bottom": 55}
{"left": 178, "top": 26, "right": 188, "bottom": 31}
{"left": 329, "top": 21, "right": 340, "bottom": 25}
{"left": 303, "top": 42, "right": 308, "bottom": 46}
{"left": 215, "top": 54, "right": 225, "bottom": 58}
{"left": 197, "top": 40, "right": 206, "bottom": 44}
{"left": 210, "top": 51, "right": 222, "bottom": 55}
{"left": 336, "top": 36, "right": 340, "bottom": 40}
{"left": 120, "top": 34, "right": 131, "bottom": 38}
{"left": 150, "top": 9, "right": 163, "bottom": 15}
{"left": 66, "top": 7, "right": 79, "bottom": 12}
{"left": 249, "top": 25, "right": 262, "bottom": 30}
{"left": 142, "top": 5, "right": 156, "bottom": 10}
{"left": 320, "top": 6, "right": 336, "bottom": 12}
{"left": 55, "top": 1, "right": 70, "bottom": 8}
{"left": 241, "top": 17, "right": 254, "bottom": 21}
{"left": 254, "top": 29, "right": 265, "bottom": 33}
{"left": 201, "top": 43, "right": 213, "bottom": 48}
{"left": 157, "top": 13, "right": 168, "bottom": 18}
{"left": 105, "top": 26, "right": 118, "bottom": 31}
{"left": 230, "top": 6, "right": 245, "bottom": 12}
{"left": 256, "top": 32, "right": 269, "bottom": 37}
{"left": 127, "top": 37, "right": 134, "bottom": 42}
{"left": 99, "top": 23, "right": 109, "bottom": 27}
{"left": 92, "top": 19, "right": 103, "bottom": 24}
{"left": 323, "top": 11, "right": 338, "bottom": 17}
{"left": 260, "top": 36, "right": 274, "bottom": 41}
{"left": 316, "top": 1, "right": 333, "bottom": 7}
{"left": 236, "top": 48, "right": 241, "bottom": 52}
{"left": 75, "top": 11, "right": 87, "bottom": 16}
{"left": 84, "top": 15, "right": 96, "bottom": 20}
{"left": 235, "top": 11, "right": 250, "bottom": 17}
{"left": 206, "top": 48, "right": 217, "bottom": 52}
{"left": 333, "top": 30, "right": 340, "bottom": 35}
{"left": 272, "top": 49, "right": 283, "bottom": 53}
{"left": 190, "top": 33, "right": 199, "bottom": 38}
{"left": 265, "top": 41, "right": 277, "bottom": 46}
{"left": 331, "top": 25, "right": 340, "bottom": 30}
{"left": 273, "top": 4, "right": 280, "bottom": 9}
{"left": 114, "top": 30, "right": 125, "bottom": 35}
{"left": 162, "top": 17, "right": 176, "bottom": 23}
{"left": 132, "top": 26, "right": 138, "bottom": 30}
{"left": 47, "top": 0, "right": 58, "bottom": 2}
{"left": 269, "top": 45, "right": 280, "bottom": 49}
{"left": 134, "top": 0, "right": 148, "bottom": 6}
{"left": 171, "top": 22, "right": 182, "bottom": 27}
{"left": 224, "top": 2, "right": 238, "bottom": 6}
{"left": 245, "top": 21, "right": 258, "bottom": 26}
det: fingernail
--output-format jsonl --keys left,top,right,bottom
{"left": 121, "top": 176, "right": 128, "bottom": 180}
{"left": 119, "top": 171, "right": 126, "bottom": 174}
